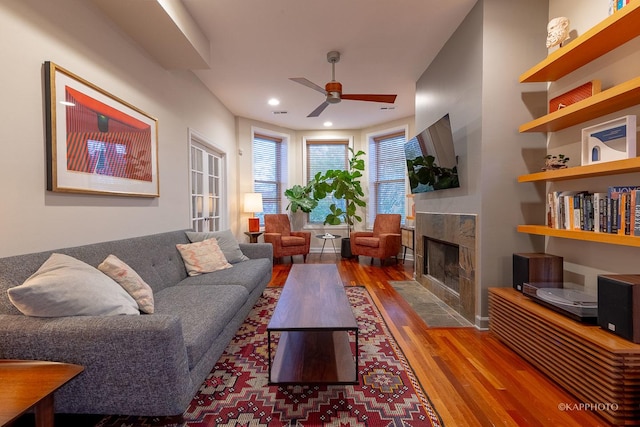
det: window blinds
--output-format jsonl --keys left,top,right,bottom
{"left": 253, "top": 134, "right": 286, "bottom": 221}
{"left": 369, "top": 131, "right": 406, "bottom": 221}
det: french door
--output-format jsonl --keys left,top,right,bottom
{"left": 190, "top": 132, "right": 225, "bottom": 232}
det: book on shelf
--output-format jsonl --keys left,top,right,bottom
{"left": 593, "top": 192, "right": 607, "bottom": 233}
{"left": 545, "top": 187, "right": 640, "bottom": 236}
{"left": 609, "top": 186, "right": 640, "bottom": 235}
{"left": 548, "top": 191, "right": 582, "bottom": 230}
{"left": 635, "top": 189, "right": 640, "bottom": 237}
{"left": 611, "top": 0, "right": 632, "bottom": 14}
{"left": 570, "top": 191, "right": 590, "bottom": 231}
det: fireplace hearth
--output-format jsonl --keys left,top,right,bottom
{"left": 415, "top": 213, "right": 476, "bottom": 323}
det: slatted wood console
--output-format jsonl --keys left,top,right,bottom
{"left": 489, "top": 287, "right": 640, "bottom": 426}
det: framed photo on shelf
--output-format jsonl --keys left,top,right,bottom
{"left": 581, "top": 115, "right": 637, "bottom": 166}
{"left": 44, "top": 61, "right": 159, "bottom": 197}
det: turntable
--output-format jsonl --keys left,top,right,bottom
{"left": 523, "top": 282, "right": 598, "bottom": 323}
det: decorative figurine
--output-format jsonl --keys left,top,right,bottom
{"left": 546, "top": 17, "right": 570, "bottom": 48}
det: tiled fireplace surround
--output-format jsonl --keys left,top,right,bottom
{"left": 415, "top": 212, "right": 477, "bottom": 323}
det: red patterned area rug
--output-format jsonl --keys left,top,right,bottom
{"left": 96, "top": 287, "right": 443, "bottom": 427}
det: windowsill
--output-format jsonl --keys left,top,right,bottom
{"left": 302, "top": 224, "right": 349, "bottom": 231}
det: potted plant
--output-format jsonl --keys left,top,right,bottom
{"left": 542, "top": 154, "right": 570, "bottom": 171}
{"left": 283, "top": 148, "right": 367, "bottom": 257}
{"left": 283, "top": 179, "right": 319, "bottom": 231}
{"left": 314, "top": 148, "right": 367, "bottom": 257}
{"left": 284, "top": 181, "right": 318, "bottom": 214}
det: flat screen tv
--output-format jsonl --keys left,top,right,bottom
{"left": 404, "top": 113, "right": 459, "bottom": 194}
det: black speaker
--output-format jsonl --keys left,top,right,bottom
{"left": 512, "top": 253, "right": 563, "bottom": 292}
{"left": 598, "top": 275, "right": 640, "bottom": 343}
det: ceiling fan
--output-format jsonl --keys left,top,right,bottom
{"left": 290, "top": 51, "right": 397, "bottom": 117}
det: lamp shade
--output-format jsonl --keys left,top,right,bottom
{"left": 243, "top": 193, "right": 263, "bottom": 213}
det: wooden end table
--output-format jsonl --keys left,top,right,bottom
{"left": 0, "top": 360, "right": 83, "bottom": 427}
{"left": 267, "top": 264, "right": 359, "bottom": 385}
{"left": 400, "top": 225, "right": 414, "bottom": 264}
{"left": 244, "top": 231, "right": 263, "bottom": 243}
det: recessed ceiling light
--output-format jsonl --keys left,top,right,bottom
{"left": 323, "top": 121, "right": 333, "bottom": 127}
{"left": 268, "top": 98, "right": 280, "bottom": 106}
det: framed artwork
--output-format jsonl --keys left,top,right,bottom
{"left": 581, "top": 115, "right": 637, "bottom": 166}
{"left": 44, "top": 61, "right": 159, "bottom": 197}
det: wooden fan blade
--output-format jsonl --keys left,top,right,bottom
{"left": 308, "top": 101, "right": 330, "bottom": 117}
{"left": 341, "top": 94, "right": 397, "bottom": 103}
{"left": 289, "top": 77, "right": 327, "bottom": 95}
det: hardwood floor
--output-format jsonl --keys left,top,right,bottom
{"left": 271, "top": 254, "right": 613, "bottom": 427}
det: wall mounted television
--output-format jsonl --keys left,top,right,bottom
{"left": 404, "top": 113, "right": 459, "bottom": 194}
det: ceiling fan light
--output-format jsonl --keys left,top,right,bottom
{"left": 326, "top": 92, "right": 341, "bottom": 104}
{"left": 291, "top": 52, "right": 397, "bottom": 118}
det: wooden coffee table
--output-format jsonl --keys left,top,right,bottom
{"left": 0, "top": 360, "right": 83, "bottom": 427}
{"left": 267, "top": 264, "right": 359, "bottom": 384}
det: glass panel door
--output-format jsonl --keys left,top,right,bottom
{"left": 190, "top": 139, "right": 224, "bottom": 232}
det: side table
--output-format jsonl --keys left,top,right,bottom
{"left": 0, "top": 360, "right": 83, "bottom": 427}
{"left": 316, "top": 234, "right": 341, "bottom": 259}
{"left": 400, "top": 225, "right": 414, "bottom": 264}
{"left": 244, "top": 231, "right": 263, "bottom": 243}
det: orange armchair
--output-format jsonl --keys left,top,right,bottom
{"left": 263, "top": 214, "right": 311, "bottom": 263}
{"left": 350, "top": 214, "right": 402, "bottom": 265}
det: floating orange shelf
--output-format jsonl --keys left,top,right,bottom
{"left": 518, "top": 157, "right": 640, "bottom": 182}
{"left": 519, "top": 76, "right": 640, "bottom": 133}
{"left": 516, "top": 225, "right": 640, "bottom": 247}
{"left": 519, "top": 3, "right": 640, "bottom": 83}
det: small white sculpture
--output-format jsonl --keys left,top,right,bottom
{"left": 546, "top": 17, "right": 570, "bottom": 48}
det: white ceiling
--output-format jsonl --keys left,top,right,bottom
{"left": 95, "top": 0, "right": 478, "bottom": 131}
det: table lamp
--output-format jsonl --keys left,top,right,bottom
{"left": 244, "top": 192, "right": 263, "bottom": 232}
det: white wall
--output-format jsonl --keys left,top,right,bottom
{"left": 0, "top": 0, "right": 237, "bottom": 257}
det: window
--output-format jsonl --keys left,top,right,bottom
{"left": 369, "top": 130, "right": 407, "bottom": 222}
{"left": 253, "top": 132, "right": 287, "bottom": 225}
{"left": 305, "top": 139, "right": 349, "bottom": 224}
{"left": 189, "top": 130, "right": 226, "bottom": 232}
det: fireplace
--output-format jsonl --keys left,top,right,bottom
{"left": 424, "top": 237, "right": 460, "bottom": 294}
{"left": 415, "top": 213, "right": 476, "bottom": 323}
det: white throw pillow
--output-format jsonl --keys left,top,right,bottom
{"left": 98, "top": 254, "right": 154, "bottom": 314}
{"left": 176, "top": 238, "right": 233, "bottom": 276}
{"left": 7, "top": 253, "right": 139, "bottom": 317}
{"left": 186, "top": 229, "right": 249, "bottom": 263}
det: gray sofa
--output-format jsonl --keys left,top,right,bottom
{"left": 0, "top": 230, "right": 272, "bottom": 416}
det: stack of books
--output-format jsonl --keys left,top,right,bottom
{"left": 547, "top": 186, "right": 640, "bottom": 236}
{"left": 611, "top": 0, "right": 634, "bottom": 15}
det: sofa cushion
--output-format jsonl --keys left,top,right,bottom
{"left": 7, "top": 253, "right": 139, "bottom": 317}
{"left": 354, "top": 237, "right": 380, "bottom": 248}
{"left": 185, "top": 230, "right": 249, "bottom": 264}
{"left": 98, "top": 254, "right": 155, "bottom": 314}
{"left": 176, "top": 238, "right": 232, "bottom": 276}
{"left": 281, "top": 236, "right": 306, "bottom": 247}
{"left": 178, "top": 258, "right": 272, "bottom": 295}
{"left": 154, "top": 284, "right": 248, "bottom": 369}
